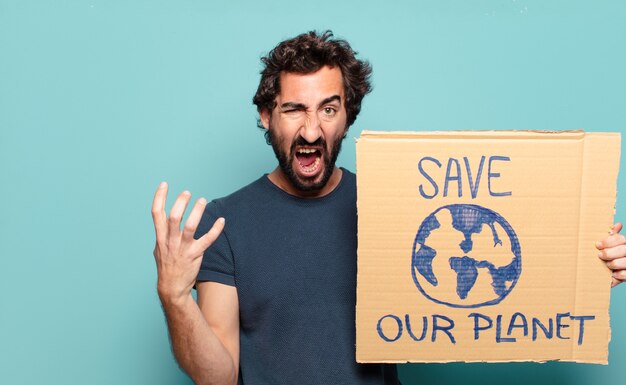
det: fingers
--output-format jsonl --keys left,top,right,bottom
{"left": 598, "top": 243, "right": 626, "bottom": 261}
{"left": 607, "top": 266, "right": 625, "bottom": 288}
{"left": 611, "top": 222, "right": 623, "bottom": 235}
{"left": 596, "top": 223, "right": 626, "bottom": 287}
{"left": 151, "top": 182, "right": 169, "bottom": 245}
{"left": 596, "top": 233, "right": 626, "bottom": 250}
{"left": 612, "top": 269, "right": 626, "bottom": 283}
{"left": 604, "top": 250, "right": 626, "bottom": 269}
{"left": 168, "top": 190, "right": 192, "bottom": 239}
{"left": 182, "top": 197, "right": 208, "bottom": 242}
{"left": 596, "top": 224, "right": 626, "bottom": 250}
{"left": 189, "top": 217, "right": 225, "bottom": 256}
{"left": 151, "top": 184, "right": 222, "bottom": 260}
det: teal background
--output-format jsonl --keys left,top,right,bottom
{"left": 1, "top": 0, "right": 624, "bottom": 384}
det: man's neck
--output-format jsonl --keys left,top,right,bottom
{"left": 267, "top": 167, "right": 343, "bottom": 198}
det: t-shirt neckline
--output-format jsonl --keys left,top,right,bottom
{"left": 261, "top": 167, "right": 350, "bottom": 202}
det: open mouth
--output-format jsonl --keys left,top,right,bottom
{"left": 294, "top": 148, "right": 322, "bottom": 175}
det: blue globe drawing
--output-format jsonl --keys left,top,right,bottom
{"left": 411, "top": 204, "right": 522, "bottom": 308}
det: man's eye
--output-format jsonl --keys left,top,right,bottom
{"left": 323, "top": 107, "right": 336, "bottom": 116}
{"left": 283, "top": 109, "right": 304, "bottom": 117}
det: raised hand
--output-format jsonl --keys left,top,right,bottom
{"left": 597, "top": 223, "right": 626, "bottom": 287}
{"left": 151, "top": 182, "right": 225, "bottom": 303}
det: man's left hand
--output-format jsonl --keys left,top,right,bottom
{"left": 597, "top": 223, "right": 626, "bottom": 287}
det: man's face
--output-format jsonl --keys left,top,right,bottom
{"left": 260, "top": 66, "right": 348, "bottom": 192}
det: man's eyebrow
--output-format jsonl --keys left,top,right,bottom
{"left": 319, "top": 95, "right": 341, "bottom": 107}
{"left": 280, "top": 102, "right": 306, "bottom": 111}
{"left": 280, "top": 95, "right": 341, "bottom": 111}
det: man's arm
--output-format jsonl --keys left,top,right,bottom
{"left": 152, "top": 182, "right": 239, "bottom": 385}
{"left": 160, "top": 283, "right": 239, "bottom": 385}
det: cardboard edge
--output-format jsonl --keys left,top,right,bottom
{"left": 605, "top": 132, "right": 621, "bottom": 354}
{"left": 356, "top": 359, "right": 608, "bottom": 365}
{"left": 359, "top": 129, "right": 589, "bottom": 140}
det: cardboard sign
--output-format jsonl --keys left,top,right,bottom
{"left": 355, "top": 130, "right": 621, "bottom": 364}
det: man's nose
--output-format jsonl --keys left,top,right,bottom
{"left": 300, "top": 113, "right": 322, "bottom": 143}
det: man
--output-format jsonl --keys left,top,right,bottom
{"left": 151, "top": 31, "right": 626, "bottom": 385}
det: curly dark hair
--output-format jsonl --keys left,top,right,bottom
{"left": 253, "top": 30, "right": 373, "bottom": 134}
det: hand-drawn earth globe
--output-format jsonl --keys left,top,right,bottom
{"left": 411, "top": 204, "right": 522, "bottom": 308}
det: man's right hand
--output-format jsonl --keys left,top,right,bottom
{"left": 151, "top": 182, "right": 225, "bottom": 304}
{"left": 151, "top": 182, "right": 238, "bottom": 385}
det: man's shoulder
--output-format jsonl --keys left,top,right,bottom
{"left": 335, "top": 167, "right": 356, "bottom": 195}
{"left": 341, "top": 167, "right": 356, "bottom": 185}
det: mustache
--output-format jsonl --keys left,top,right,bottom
{"left": 293, "top": 136, "right": 326, "bottom": 149}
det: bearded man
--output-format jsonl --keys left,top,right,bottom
{"left": 151, "top": 31, "right": 626, "bottom": 385}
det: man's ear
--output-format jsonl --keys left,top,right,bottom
{"left": 259, "top": 109, "right": 270, "bottom": 130}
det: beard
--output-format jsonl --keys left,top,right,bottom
{"left": 267, "top": 128, "right": 344, "bottom": 192}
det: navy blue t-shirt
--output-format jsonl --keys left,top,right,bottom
{"left": 195, "top": 168, "right": 398, "bottom": 385}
